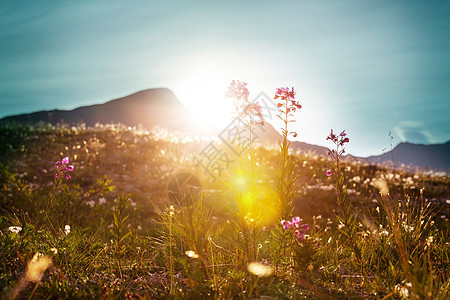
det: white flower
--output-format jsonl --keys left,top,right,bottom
{"left": 98, "top": 197, "right": 106, "bottom": 205}
{"left": 8, "top": 226, "right": 22, "bottom": 233}
{"left": 64, "top": 225, "right": 71, "bottom": 235}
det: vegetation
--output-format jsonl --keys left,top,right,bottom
{"left": 0, "top": 84, "right": 449, "bottom": 299}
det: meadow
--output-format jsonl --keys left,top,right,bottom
{"left": 0, "top": 84, "right": 449, "bottom": 299}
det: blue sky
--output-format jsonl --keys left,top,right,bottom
{"left": 1, "top": 0, "right": 449, "bottom": 156}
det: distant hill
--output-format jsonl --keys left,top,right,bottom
{"left": 364, "top": 141, "right": 450, "bottom": 172}
{"left": 0, "top": 88, "right": 329, "bottom": 153}
{"left": 1, "top": 88, "right": 448, "bottom": 172}
{"left": 0, "top": 88, "right": 207, "bottom": 134}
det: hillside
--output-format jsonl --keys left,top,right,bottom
{"left": 365, "top": 141, "right": 450, "bottom": 172}
{"left": 1, "top": 88, "right": 448, "bottom": 171}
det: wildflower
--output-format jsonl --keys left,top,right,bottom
{"left": 55, "top": 156, "right": 74, "bottom": 180}
{"left": 282, "top": 216, "right": 309, "bottom": 243}
{"left": 225, "top": 80, "right": 249, "bottom": 102}
{"left": 281, "top": 219, "right": 293, "bottom": 229}
{"left": 243, "top": 102, "right": 264, "bottom": 126}
{"left": 326, "top": 170, "right": 332, "bottom": 176}
{"left": 292, "top": 216, "right": 302, "bottom": 227}
{"left": 274, "top": 87, "right": 299, "bottom": 108}
{"left": 8, "top": 226, "right": 22, "bottom": 233}
{"left": 64, "top": 225, "right": 70, "bottom": 235}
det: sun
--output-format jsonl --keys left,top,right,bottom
{"left": 173, "top": 67, "right": 235, "bottom": 129}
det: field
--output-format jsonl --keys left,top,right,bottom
{"left": 0, "top": 119, "right": 449, "bottom": 299}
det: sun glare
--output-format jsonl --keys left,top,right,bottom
{"left": 174, "top": 68, "right": 235, "bottom": 129}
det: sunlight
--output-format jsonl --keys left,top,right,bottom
{"left": 175, "top": 68, "right": 234, "bottom": 129}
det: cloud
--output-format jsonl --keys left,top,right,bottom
{"left": 394, "top": 121, "right": 432, "bottom": 144}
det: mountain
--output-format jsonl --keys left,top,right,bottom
{"left": 0, "top": 88, "right": 330, "bottom": 153}
{"left": 0, "top": 89, "right": 208, "bottom": 134}
{"left": 1, "top": 88, "right": 447, "bottom": 172}
{"left": 364, "top": 141, "right": 450, "bottom": 172}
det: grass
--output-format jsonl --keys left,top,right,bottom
{"left": 0, "top": 120, "right": 448, "bottom": 299}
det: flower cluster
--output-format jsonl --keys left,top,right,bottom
{"left": 326, "top": 129, "right": 349, "bottom": 147}
{"left": 326, "top": 129, "right": 349, "bottom": 176}
{"left": 55, "top": 156, "right": 74, "bottom": 180}
{"left": 225, "top": 80, "right": 249, "bottom": 102}
{"left": 274, "top": 86, "right": 301, "bottom": 138}
{"left": 242, "top": 102, "right": 264, "bottom": 126}
{"left": 275, "top": 87, "right": 301, "bottom": 111}
{"left": 281, "top": 216, "right": 310, "bottom": 242}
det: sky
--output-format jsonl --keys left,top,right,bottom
{"left": 0, "top": 0, "right": 449, "bottom": 156}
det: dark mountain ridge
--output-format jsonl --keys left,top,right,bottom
{"left": 1, "top": 88, "right": 448, "bottom": 172}
{"left": 364, "top": 141, "right": 450, "bottom": 172}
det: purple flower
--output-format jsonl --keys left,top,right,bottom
{"left": 292, "top": 216, "right": 302, "bottom": 228}
{"left": 55, "top": 156, "right": 74, "bottom": 180}
{"left": 281, "top": 220, "right": 293, "bottom": 230}
{"left": 300, "top": 223, "right": 309, "bottom": 232}
{"left": 326, "top": 170, "right": 332, "bottom": 176}
{"left": 226, "top": 80, "right": 249, "bottom": 102}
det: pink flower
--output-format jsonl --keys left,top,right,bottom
{"left": 226, "top": 80, "right": 249, "bottom": 102}
{"left": 243, "top": 102, "right": 265, "bottom": 126}
{"left": 326, "top": 170, "right": 332, "bottom": 176}
{"left": 275, "top": 87, "right": 301, "bottom": 109}
{"left": 300, "top": 223, "right": 309, "bottom": 232}
{"left": 292, "top": 216, "right": 302, "bottom": 227}
{"left": 55, "top": 156, "right": 74, "bottom": 180}
{"left": 281, "top": 220, "right": 292, "bottom": 230}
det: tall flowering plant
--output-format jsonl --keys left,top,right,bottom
{"left": 326, "top": 129, "right": 350, "bottom": 211}
{"left": 226, "top": 80, "right": 250, "bottom": 146}
{"left": 274, "top": 87, "right": 301, "bottom": 221}
{"left": 326, "top": 130, "right": 363, "bottom": 269}
{"left": 225, "top": 80, "right": 265, "bottom": 263}
{"left": 275, "top": 87, "right": 301, "bottom": 138}
{"left": 270, "top": 86, "right": 303, "bottom": 274}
